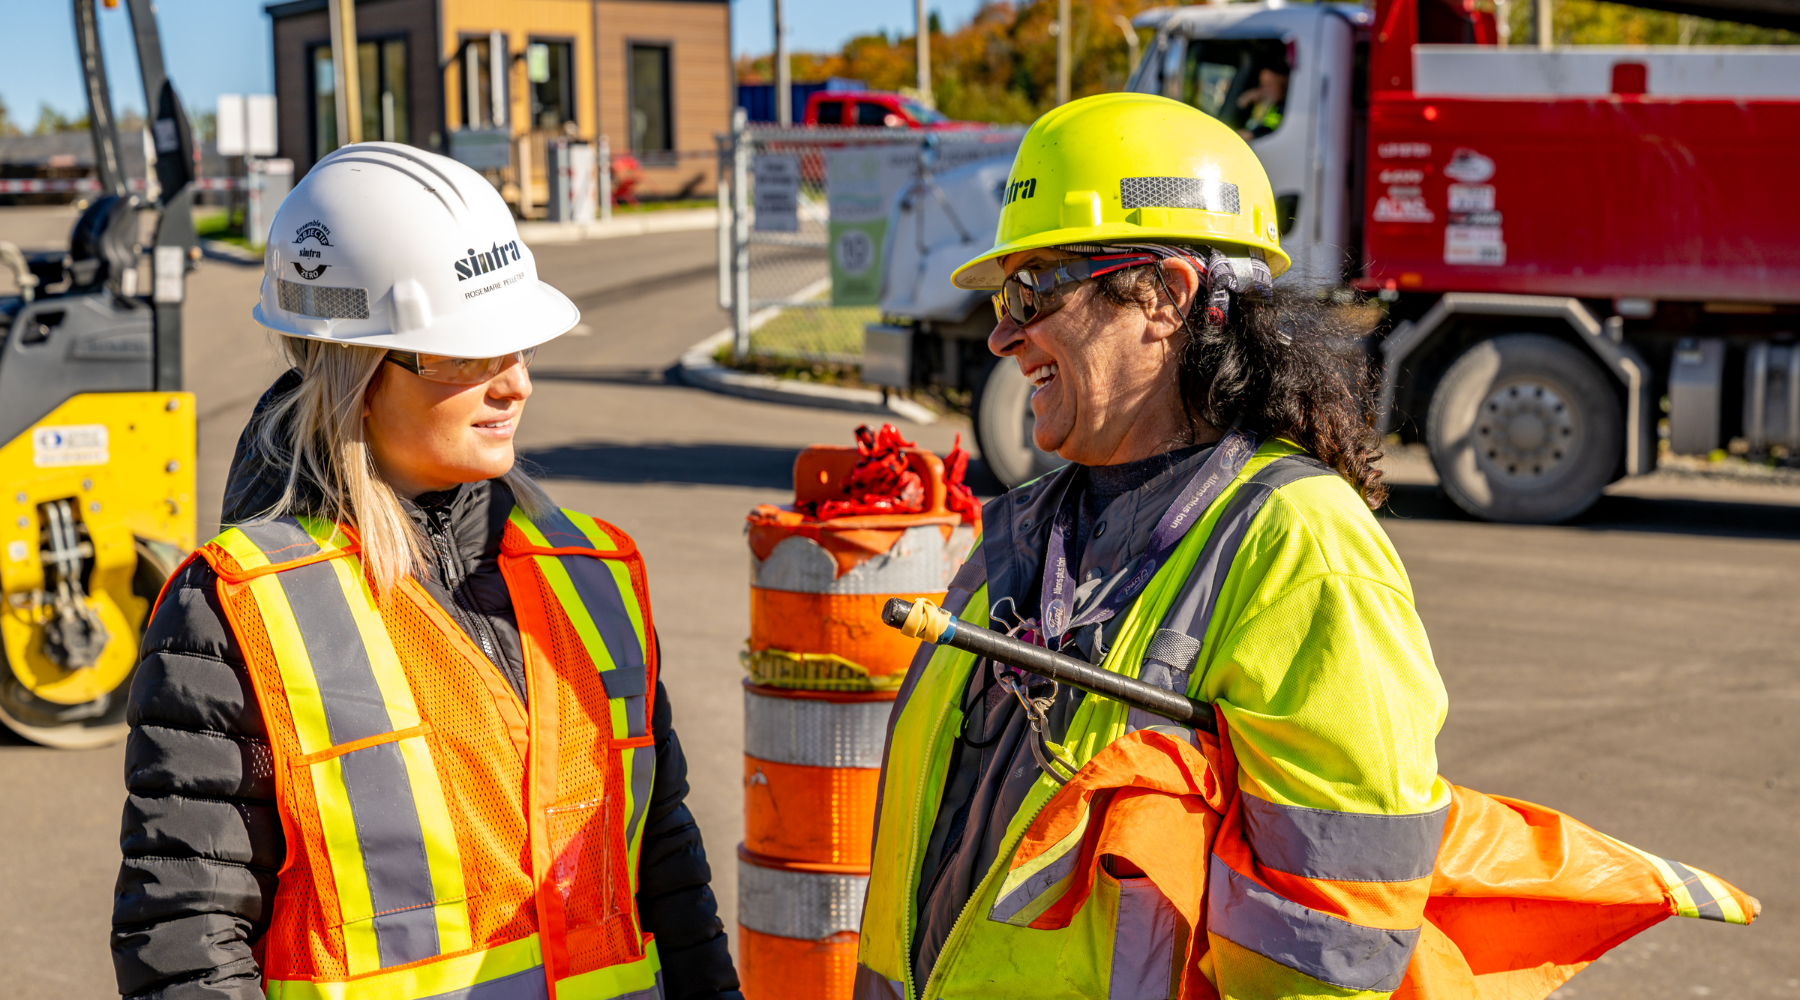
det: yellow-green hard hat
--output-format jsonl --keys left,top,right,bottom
{"left": 951, "top": 93, "right": 1290, "bottom": 289}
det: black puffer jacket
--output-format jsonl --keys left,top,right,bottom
{"left": 111, "top": 374, "right": 741, "bottom": 1000}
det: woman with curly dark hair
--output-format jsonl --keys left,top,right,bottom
{"left": 854, "top": 94, "right": 1451, "bottom": 1000}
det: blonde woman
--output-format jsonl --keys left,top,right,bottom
{"left": 111, "top": 145, "right": 739, "bottom": 1000}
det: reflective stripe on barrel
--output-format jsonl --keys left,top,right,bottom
{"left": 744, "top": 688, "right": 891, "bottom": 768}
{"left": 743, "top": 686, "right": 893, "bottom": 866}
{"left": 738, "top": 856, "right": 868, "bottom": 940}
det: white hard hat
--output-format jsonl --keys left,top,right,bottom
{"left": 252, "top": 142, "right": 576, "bottom": 356}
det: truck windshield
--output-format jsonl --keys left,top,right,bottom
{"left": 1179, "top": 37, "right": 1292, "bottom": 140}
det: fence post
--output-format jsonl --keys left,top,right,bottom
{"left": 598, "top": 134, "right": 613, "bottom": 222}
{"left": 731, "top": 108, "right": 752, "bottom": 360}
{"left": 717, "top": 134, "right": 732, "bottom": 312}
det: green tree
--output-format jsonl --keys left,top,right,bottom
{"left": 0, "top": 95, "right": 20, "bottom": 137}
{"left": 1506, "top": 0, "right": 1798, "bottom": 44}
{"left": 737, "top": 0, "right": 1160, "bottom": 124}
{"left": 33, "top": 103, "right": 90, "bottom": 134}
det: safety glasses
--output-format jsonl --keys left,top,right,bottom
{"left": 385, "top": 347, "right": 537, "bottom": 385}
{"left": 990, "top": 252, "right": 1161, "bottom": 328}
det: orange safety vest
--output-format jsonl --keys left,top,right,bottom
{"left": 999, "top": 724, "right": 1758, "bottom": 1000}
{"left": 184, "top": 507, "right": 665, "bottom": 1000}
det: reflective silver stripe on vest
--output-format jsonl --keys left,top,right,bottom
{"left": 743, "top": 688, "right": 892, "bottom": 768}
{"left": 1109, "top": 877, "right": 1181, "bottom": 1000}
{"left": 236, "top": 520, "right": 444, "bottom": 970}
{"left": 852, "top": 964, "right": 906, "bottom": 1000}
{"left": 237, "top": 515, "right": 326, "bottom": 564}
{"left": 414, "top": 965, "right": 550, "bottom": 1000}
{"left": 987, "top": 841, "right": 1083, "bottom": 925}
{"left": 1240, "top": 793, "right": 1449, "bottom": 883}
{"left": 1160, "top": 455, "right": 1335, "bottom": 656}
{"left": 533, "top": 508, "right": 649, "bottom": 738}
{"left": 738, "top": 858, "right": 867, "bottom": 940}
{"left": 1207, "top": 856, "right": 1418, "bottom": 992}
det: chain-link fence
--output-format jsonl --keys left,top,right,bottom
{"left": 715, "top": 117, "right": 1024, "bottom": 373}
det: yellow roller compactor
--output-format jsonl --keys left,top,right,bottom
{"left": 0, "top": 0, "right": 198, "bottom": 747}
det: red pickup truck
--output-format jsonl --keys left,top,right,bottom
{"left": 803, "top": 90, "right": 983, "bottom": 130}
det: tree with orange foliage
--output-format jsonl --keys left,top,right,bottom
{"left": 736, "top": 0, "right": 1163, "bottom": 125}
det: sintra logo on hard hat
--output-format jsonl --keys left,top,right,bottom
{"left": 1004, "top": 178, "right": 1037, "bottom": 205}
{"left": 293, "top": 220, "right": 330, "bottom": 261}
{"left": 454, "top": 241, "right": 524, "bottom": 282}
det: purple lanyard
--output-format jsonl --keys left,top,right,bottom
{"left": 1037, "top": 429, "right": 1259, "bottom": 646}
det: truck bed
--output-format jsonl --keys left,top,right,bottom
{"left": 1363, "top": 88, "right": 1800, "bottom": 303}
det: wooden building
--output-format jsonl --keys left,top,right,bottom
{"left": 266, "top": 0, "right": 731, "bottom": 207}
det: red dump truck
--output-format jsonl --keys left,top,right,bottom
{"left": 876, "top": 0, "right": 1800, "bottom": 522}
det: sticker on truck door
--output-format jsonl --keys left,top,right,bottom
{"left": 1447, "top": 184, "right": 1495, "bottom": 213}
{"left": 1445, "top": 224, "right": 1506, "bottom": 265}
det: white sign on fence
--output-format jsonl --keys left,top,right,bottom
{"left": 215, "top": 94, "right": 278, "bottom": 157}
{"left": 824, "top": 144, "right": 913, "bottom": 306}
{"left": 752, "top": 154, "right": 800, "bottom": 232}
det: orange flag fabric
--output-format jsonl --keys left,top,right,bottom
{"left": 1006, "top": 729, "right": 1757, "bottom": 1000}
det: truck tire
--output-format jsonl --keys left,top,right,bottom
{"left": 973, "top": 359, "right": 1063, "bottom": 488}
{"left": 1426, "top": 334, "right": 1622, "bottom": 524}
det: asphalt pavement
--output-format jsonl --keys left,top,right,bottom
{"left": 0, "top": 206, "right": 1794, "bottom": 998}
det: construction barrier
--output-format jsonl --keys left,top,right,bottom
{"left": 738, "top": 439, "right": 978, "bottom": 1000}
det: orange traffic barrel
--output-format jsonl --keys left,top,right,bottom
{"left": 744, "top": 443, "right": 977, "bottom": 691}
{"left": 737, "top": 439, "right": 978, "bottom": 1000}
{"left": 737, "top": 850, "right": 868, "bottom": 1000}
{"left": 743, "top": 684, "right": 893, "bottom": 865}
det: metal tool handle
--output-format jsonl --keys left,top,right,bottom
{"left": 881, "top": 598, "right": 1213, "bottom": 730}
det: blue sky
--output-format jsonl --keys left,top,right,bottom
{"left": 1, "top": 0, "right": 986, "bottom": 127}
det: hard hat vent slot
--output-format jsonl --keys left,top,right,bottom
{"left": 278, "top": 279, "right": 371, "bottom": 320}
{"left": 1121, "top": 177, "right": 1241, "bottom": 215}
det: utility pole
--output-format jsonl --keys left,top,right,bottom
{"left": 328, "top": 0, "right": 361, "bottom": 145}
{"left": 1536, "top": 0, "right": 1553, "bottom": 49}
{"left": 1113, "top": 14, "right": 1139, "bottom": 72}
{"left": 1056, "top": 0, "right": 1072, "bottom": 106}
{"left": 917, "top": 0, "right": 932, "bottom": 107}
{"left": 774, "top": 0, "right": 791, "bottom": 125}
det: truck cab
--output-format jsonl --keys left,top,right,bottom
{"left": 1127, "top": 3, "right": 1368, "bottom": 288}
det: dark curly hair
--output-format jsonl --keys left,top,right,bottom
{"left": 1096, "top": 265, "right": 1387, "bottom": 508}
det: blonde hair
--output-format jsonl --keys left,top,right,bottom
{"left": 251, "top": 337, "right": 555, "bottom": 592}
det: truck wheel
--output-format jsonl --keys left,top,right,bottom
{"left": 0, "top": 537, "right": 176, "bottom": 749}
{"left": 973, "top": 359, "right": 1063, "bottom": 488}
{"left": 1427, "top": 334, "right": 1622, "bottom": 524}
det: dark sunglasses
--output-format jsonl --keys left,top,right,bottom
{"left": 385, "top": 347, "right": 537, "bottom": 385}
{"left": 990, "top": 252, "right": 1161, "bottom": 328}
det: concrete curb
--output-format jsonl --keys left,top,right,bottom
{"left": 676, "top": 329, "right": 938, "bottom": 425}
{"left": 519, "top": 208, "right": 717, "bottom": 244}
{"left": 198, "top": 239, "right": 261, "bottom": 265}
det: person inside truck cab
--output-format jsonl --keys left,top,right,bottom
{"left": 1235, "top": 55, "right": 1289, "bottom": 138}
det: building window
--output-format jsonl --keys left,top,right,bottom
{"left": 629, "top": 43, "right": 672, "bottom": 155}
{"left": 527, "top": 40, "right": 575, "bottom": 130}
{"left": 458, "top": 36, "right": 506, "bottom": 129}
{"left": 311, "top": 38, "right": 407, "bottom": 159}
